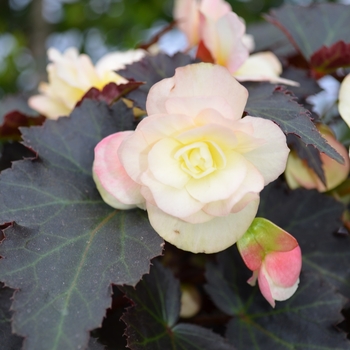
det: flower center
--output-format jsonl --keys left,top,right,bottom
{"left": 174, "top": 141, "right": 226, "bottom": 179}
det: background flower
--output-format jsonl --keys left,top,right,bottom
{"left": 93, "top": 63, "right": 290, "bottom": 253}
{"left": 173, "top": 0, "right": 297, "bottom": 85}
{"left": 339, "top": 73, "right": 350, "bottom": 128}
{"left": 28, "top": 48, "right": 144, "bottom": 119}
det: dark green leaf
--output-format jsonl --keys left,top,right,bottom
{"left": 0, "top": 100, "right": 163, "bottom": 350}
{"left": 280, "top": 67, "right": 322, "bottom": 100}
{"left": 121, "top": 261, "right": 233, "bottom": 350}
{"left": 0, "top": 283, "right": 24, "bottom": 350}
{"left": 265, "top": 3, "right": 350, "bottom": 60}
{"left": 246, "top": 21, "right": 296, "bottom": 58}
{"left": 118, "top": 53, "right": 195, "bottom": 110}
{"left": 244, "top": 82, "right": 343, "bottom": 163}
{"left": 258, "top": 181, "right": 350, "bottom": 296}
{"left": 205, "top": 247, "right": 350, "bottom": 349}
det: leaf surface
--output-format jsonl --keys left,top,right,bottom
{"left": 244, "top": 82, "right": 343, "bottom": 163}
{"left": 205, "top": 246, "right": 349, "bottom": 349}
{"left": 77, "top": 81, "right": 144, "bottom": 107}
{"left": 258, "top": 181, "right": 350, "bottom": 296}
{"left": 265, "top": 3, "right": 350, "bottom": 60}
{"left": 0, "top": 100, "right": 163, "bottom": 350}
{"left": 121, "top": 261, "right": 233, "bottom": 350}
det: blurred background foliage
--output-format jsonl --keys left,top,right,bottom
{"left": 0, "top": 0, "right": 337, "bottom": 97}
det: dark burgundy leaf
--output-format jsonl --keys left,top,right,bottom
{"left": 310, "top": 41, "right": 350, "bottom": 77}
{"left": 77, "top": 81, "right": 144, "bottom": 107}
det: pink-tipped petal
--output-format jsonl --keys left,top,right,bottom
{"left": 174, "top": 0, "right": 200, "bottom": 47}
{"left": 261, "top": 263, "right": 300, "bottom": 304}
{"left": 264, "top": 246, "right": 302, "bottom": 288}
{"left": 257, "top": 266, "right": 275, "bottom": 307}
{"left": 93, "top": 132, "right": 145, "bottom": 209}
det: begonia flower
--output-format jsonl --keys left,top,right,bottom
{"left": 285, "top": 124, "right": 349, "bottom": 192}
{"left": 93, "top": 63, "right": 290, "bottom": 253}
{"left": 173, "top": 0, "right": 296, "bottom": 85}
{"left": 339, "top": 73, "right": 350, "bottom": 128}
{"left": 237, "top": 218, "right": 302, "bottom": 307}
{"left": 28, "top": 48, "right": 145, "bottom": 120}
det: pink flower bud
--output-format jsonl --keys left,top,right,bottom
{"left": 237, "top": 218, "right": 302, "bottom": 307}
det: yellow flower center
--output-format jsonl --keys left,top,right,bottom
{"left": 174, "top": 141, "right": 226, "bottom": 179}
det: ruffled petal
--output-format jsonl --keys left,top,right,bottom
{"left": 28, "top": 95, "right": 71, "bottom": 120}
{"left": 147, "top": 198, "right": 259, "bottom": 253}
{"left": 339, "top": 74, "right": 350, "bottom": 128}
{"left": 240, "top": 116, "right": 290, "bottom": 185}
{"left": 93, "top": 132, "right": 145, "bottom": 209}
{"left": 148, "top": 137, "right": 191, "bottom": 188}
{"left": 165, "top": 96, "right": 235, "bottom": 120}
{"left": 234, "top": 52, "right": 299, "bottom": 86}
{"left": 264, "top": 247, "right": 302, "bottom": 288}
{"left": 146, "top": 63, "right": 248, "bottom": 121}
{"left": 141, "top": 171, "right": 204, "bottom": 218}
{"left": 186, "top": 152, "right": 247, "bottom": 203}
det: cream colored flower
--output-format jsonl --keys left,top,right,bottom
{"left": 173, "top": 0, "right": 297, "bottom": 86}
{"left": 93, "top": 63, "right": 290, "bottom": 253}
{"left": 29, "top": 48, "right": 145, "bottom": 119}
{"left": 339, "top": 73, "right": 350, "bottom": 128}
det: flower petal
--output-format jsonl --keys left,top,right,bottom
{"left": 148, "top": 137, "right": 191, "bottom": 188}
{"left": 173, "top": 0, "right": 200, "bottom": 47}
{"left": 259, "top": 263, "right": 300, "bottom": 306}
{"left": 264, "top": 246, "right": 302, "bottom": 288}
{"left": 146, "top": 198, "right": 259, "bottom": 253}
{"left": 240, "top": 116, "right": 290, "bottom": 185}
{"left": 141, "top": 171, "right": 204, "bottom": 218}
{"left": 200, "top": 12, "right": 249, "bottom": 73}
{"left": 165, "top": 96, "right": 235, "bottom": 120}
{"left": 186, "top": 152, "right": 247, "bottom": 203}
{"left": 339, "top": 74, "right": 350, "bottom": 128}
{"left": 257, "top": 265, "right": 275, "bottom": 307}
{"left": 200, "top": 0, "right": 232, "bottom": 20}
{"left": 234, "top": 52, "right": 299, "bottom": 86}
{"left": 28, "top": 95, "right": 71, "bottom": 120}
{"left": 93, "top": 132, "right": 145, "bottom": 209}
{"left": 203, "top": 161, "right": 264, "bottom": 216}
{"left": 177, "top": 117, "right": 238, "bottom": 149}
{"left": 95, "top": 49, "right": 146, "bottom": 73}
{"left": 146, "top": 63, "right": 248, "bottom": 121}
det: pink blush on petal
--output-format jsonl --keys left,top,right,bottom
{"left": 93, "top": 131, "right": 144, "bottom": 207}
{"left": 264, "top": 246, "right": 302, "bottom": 288}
